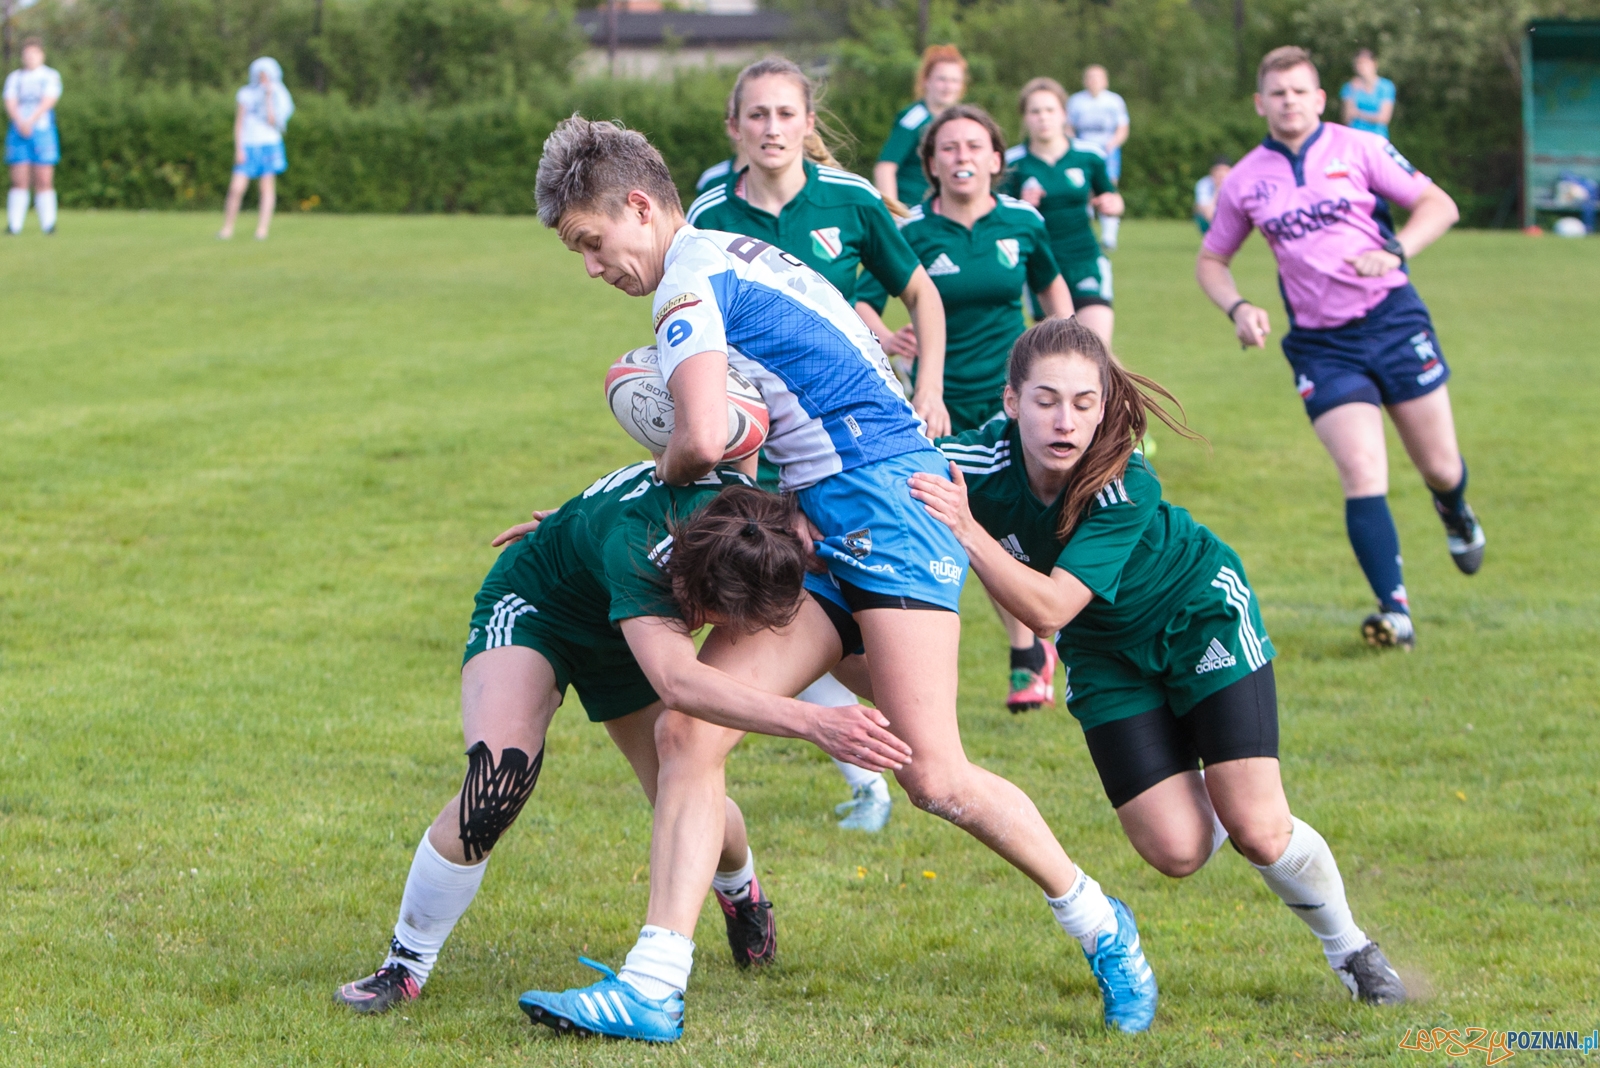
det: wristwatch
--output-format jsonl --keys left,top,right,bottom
{"left": 1382, "top": 236, "right": 1407, "bottom": 263}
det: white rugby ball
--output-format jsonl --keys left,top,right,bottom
{"left": 604, "top": 346, "right": 770, "bottom": 461}
{"left": 1553, "top": 216, "right": 1588, "bottom": 238}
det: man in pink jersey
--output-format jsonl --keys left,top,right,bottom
{"left": 1196, "top": 46, "right": 1484, "bottom": 652}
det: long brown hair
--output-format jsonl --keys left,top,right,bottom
{"left": 1007, "top": 319, "right": 1201, "bottom": 541}
{"left": 668, "top": 485, "right": 810, "bottom": 633}
{"left": 918, "top": 103, "right": 1007, "bottom": 201}
{"left": 727, "top": 56, "right": 909, "bottom": 219}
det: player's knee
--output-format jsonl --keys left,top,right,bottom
{"left": 457, "top": 741, "right": 544, "bottom": 863}
{"left": 1149, "top": 844, "right": 1210, "bottom": 879}
{"left": 1227, "top": 817, "right": 1291, "bottom": 867}
{"left": 896, "top": 768, "right": 967, "bottom": 823}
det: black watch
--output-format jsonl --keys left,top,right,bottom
{"left": 1383, "top": 236, "right": 1406, "bottom": 263}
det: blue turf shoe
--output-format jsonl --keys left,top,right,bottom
{"left": 1083, "top": 898, "right": 1158, "bottom": 1033}
{"left": 518, "top": 957, "right": 684, "bottom": 1043}
{"left": 835, "top": 783, "right": 892, "bottom": 832}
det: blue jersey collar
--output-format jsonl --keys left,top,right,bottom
{"left": 1261, "top": 123, "right": 1325, "bottom": 187}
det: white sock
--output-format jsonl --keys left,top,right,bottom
{"left": 711, "top": 847, "right": 755, "bottom": 903}
{"left": 386, "top": 833, "right": 488, "bottom": 986}
{"left": 801, "top": 673, "right": 889, "bottom": 797}
{"left": 1100, "top": 216, "right": 1121, "bottom": 247}
{"left": 35, "top": 190, "right": 56, "bottom": 232}
{"left": 7, "top": 189, "right": 28, "bottom": 234}
{"left": 1046, "top": 868, "right": 1119, "bottom": 953}
{"left": 1199, "top": 770, "right": 1230, "bottom": 858}
{"left": 618, "top": 925, "right": 695, "bottom": 1001}
{"left": 1251, "top": 817, "right": 1369, "bottom": 968}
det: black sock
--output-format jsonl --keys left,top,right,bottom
{"left": 1010, "top": 637, "right": 1047, "bottom": 673}
{"left": 1431, "top": 459, "right": 1468, "bottom": 517}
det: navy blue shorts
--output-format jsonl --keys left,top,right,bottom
{"left": 1280, "top": 283, "right": 1449, "bottom": 422}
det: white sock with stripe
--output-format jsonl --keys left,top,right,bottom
{"left": 7, "top": 189, "right": 27, "bottom": 233}
{"left": 1046, "top": 868, "right": 1118, "bottom": 953}
{"left": 1251, "top": 817, "right": 1369, "bottom": 969}
{"left": 618, "top": 925, "right": 695, "bottom": 1001}
{"left": 35, "top": 190, "right": 56, "bottom": 232}
{"left": 386, "top": 832, "right": 488, "bottom": 986}
{"left": 711, "top": 847, "right": 755, "bottom": 904}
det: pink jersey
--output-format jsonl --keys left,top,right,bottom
{"left": 1202, "top": 123, "right": 1433, "bottom": 330}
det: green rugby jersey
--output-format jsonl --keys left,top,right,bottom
{"left": 877, "top": 100, "right": 933, "bottom": 205}
{"left": 999, "top": 140, "right": 1115, "bottom": 265}
{"left": 937, "top": 420, "right": 1229, "bottom": 648}
{"left": 857, "top": 196, "right": 1059, "bottom": 408}
{"left": 521, "top": 460, "right": 752, "bottom": 633}
{"left": 684, "top": 160, "right": 919, "bottom": 304}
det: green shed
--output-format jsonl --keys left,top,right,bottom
{"left": 1523, "top": 20, "right": 1600, "bottom": 229}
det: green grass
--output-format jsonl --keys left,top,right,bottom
{"left": 1, "top": 212, "right": 1596, "bottom": 1067}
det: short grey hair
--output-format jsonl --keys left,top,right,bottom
{"left": 535, "top": 114, "right": 683, "bottom": 229}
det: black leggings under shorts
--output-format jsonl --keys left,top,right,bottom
{"left": 1082, "top": 662, "right": 1279, "bottom": 808}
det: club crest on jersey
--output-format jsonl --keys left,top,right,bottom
{"left": 1412, "top": 331, "right": 1445, "bottom": 385}
{"left": 810, "top": 227, "right": 843, "bottom": 261}
{"left": 995, "top": 239, "right": 1021, "bottom": 269}
{"left": 1066, "top": 167, "right": 1085, "bottom": 187}
{"left": 1323, "top": 158, "right": 1350, "bottom": 179}
{"left": 654, "top": 292, "right": 701, "bottom": 331}
{"left": 843, "top": 528, "right": 872, "bottom": 558}
{"left": 929, "top": 556, "right": 963, "bottom": 585}
{"left": 1297, "top": 373, "right": 1315, "bottom": 399}
{"left": 927, "top": 253, "right": 961, "bottom": 276}
{"left": 666, "top": 319, "right": 693, "bottom": 347}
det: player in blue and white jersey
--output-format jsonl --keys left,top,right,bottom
{"left": 4, "top": 39, "right": 63, "bottom": 235}
{"left": 219, "top": 57, "right": 294, "bottom": 241}
{"left": 520, "top": 115, "right": 1159, "bottom": 1042}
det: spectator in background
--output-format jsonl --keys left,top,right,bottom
{"left": 1194, "top": 155, "right": 1232, "bottom": 234}
{"left": 874, "top": 45, "right": 967, "bottom": 207}
{"left": 4, "top": 38, "right": 62, "bottom": 236}
{"left": 1340, "top": 50, "right": 1395, "bottom": 141}
{"left": 1067, "top": 65, "right": 1129, "bottom": 250}
{"left": 219, "top": 57, "right": 294, "bottom": 241}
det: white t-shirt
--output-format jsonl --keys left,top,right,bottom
{"left": 1067, "top": 89, "right": 1128, "bottom": 148}
{"left": 4, "top": 66, "right": 63, "bottom": 131}
{"left": 236, "top": 84, "right": 288, "bottom": 146}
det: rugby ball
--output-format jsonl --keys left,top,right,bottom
{"left": 604, "top": 346, "right": 769, "bottom": 461}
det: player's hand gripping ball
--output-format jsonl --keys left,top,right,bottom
{"left": 605, "top": 346, "right": 769, "bottom": 461}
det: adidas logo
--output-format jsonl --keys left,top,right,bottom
{"left": 926, "top": 253, "right": 961, "bottom": 276}
{"left": 1194, "top": 638, "right": 1237, "bottom": 675}
{"left": 999, "top": 534, "right": 1031, "bottom": 563}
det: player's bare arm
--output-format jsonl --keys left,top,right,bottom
{"left": 658, "top": 350, "right": 732, "bottom": 485}
{"left": 619, "top": 616, "right": 911, "bottom": 770}
{"left": 909, "top": 464, "right": 1092, "bottom": 634}
{"left": 898, "top": 266, "right": 951, "bottom": 436}
{"left": 1196, "top": 249, "right": 1271, "bottom": 348}
{"left": 1037, "top": 276, "right": 1076, "bottom": 319}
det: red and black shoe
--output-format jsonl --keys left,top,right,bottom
{"left": 335, "top": 961, "right": 421, "bottom": 1014}
{"left": 715, "top": 876, "right": 776, "bottom": 968}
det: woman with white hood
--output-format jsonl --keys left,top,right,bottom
{"left": 219, "top": 57, "right": 294, "bottom": 240}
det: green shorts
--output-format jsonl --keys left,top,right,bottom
{"left": 943, "top": 394, "right": 1007, "bottom": 435}
{"left": 1058, "top": 554, "right": 1274, "bottom": 731}
{"left": 1029, "top": 253, "right": 1113, "bottom": 318}
{"left": 461, "top": 541, "right": 660, "bottom": 723}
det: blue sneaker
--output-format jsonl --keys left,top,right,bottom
{"left": 518, "top": 957, "right": 684, "bottom": 1043}
{"left": 836, "top": 784, "right": 892, "bottom": 832}
{"left": 1083, "top": 898, "right": 1158, "bottom": 1033}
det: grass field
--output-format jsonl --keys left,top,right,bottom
{"left": 1, "top": 212, "right": 1597, "bottom": 1067}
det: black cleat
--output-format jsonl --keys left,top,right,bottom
{"left": 1362, "top": 610, "right": 1415, "bottom": 651}
{"left": 1435, "top": 500, "right": 1485, "bottom": 575}
{"left": 335, "top": 961, "right": 421, "bottom": 1014}
{"left": 715, "top": 875, "right": 776, "bottom": 968}
{"left": 1338, "top": 942, "right": 1408, "bottom": 1005}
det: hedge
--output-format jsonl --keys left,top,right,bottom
{"left": 51, "top": 78, "right": 1506, "bottom": 224}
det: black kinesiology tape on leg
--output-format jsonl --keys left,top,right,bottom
{"left": 458, "top": 741, "right": 544, "bottom": 862}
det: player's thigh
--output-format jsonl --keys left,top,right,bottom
{"left": 1115, "top": 768, "right": 1216, "bottom": 877}
{"left": 603, "top": 701, "right": 668, "bottom": 805}
{"left": 1202, "top": 758, "right": 1291, "bottom": 864}
{"left": 1387, "top": 384, "right": 1463, "bottom": 486}
{"left": 1312, "top": 401, "right": 1389, "bottom": 497}
{"left": 31, "top": 164, "right": 52, "bottom": 190}
{"left": 460, "top": 645, "right": 564, "bottom": 756}
{"left": 8, "top": 162, "right": 29, "bottom": 187}
{"left": 854, "top": 607, "right": 964, "bottom": 775}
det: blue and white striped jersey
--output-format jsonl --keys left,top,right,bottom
{"left": 651, "top": 225, "right": 932, "bottom": 492}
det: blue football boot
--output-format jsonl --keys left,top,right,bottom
{"left": 1083, "top": 898, "right": 1158, "bottom": 1033}
{"left": 518, "top": 957, "right": 684, "bottom": 1043}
